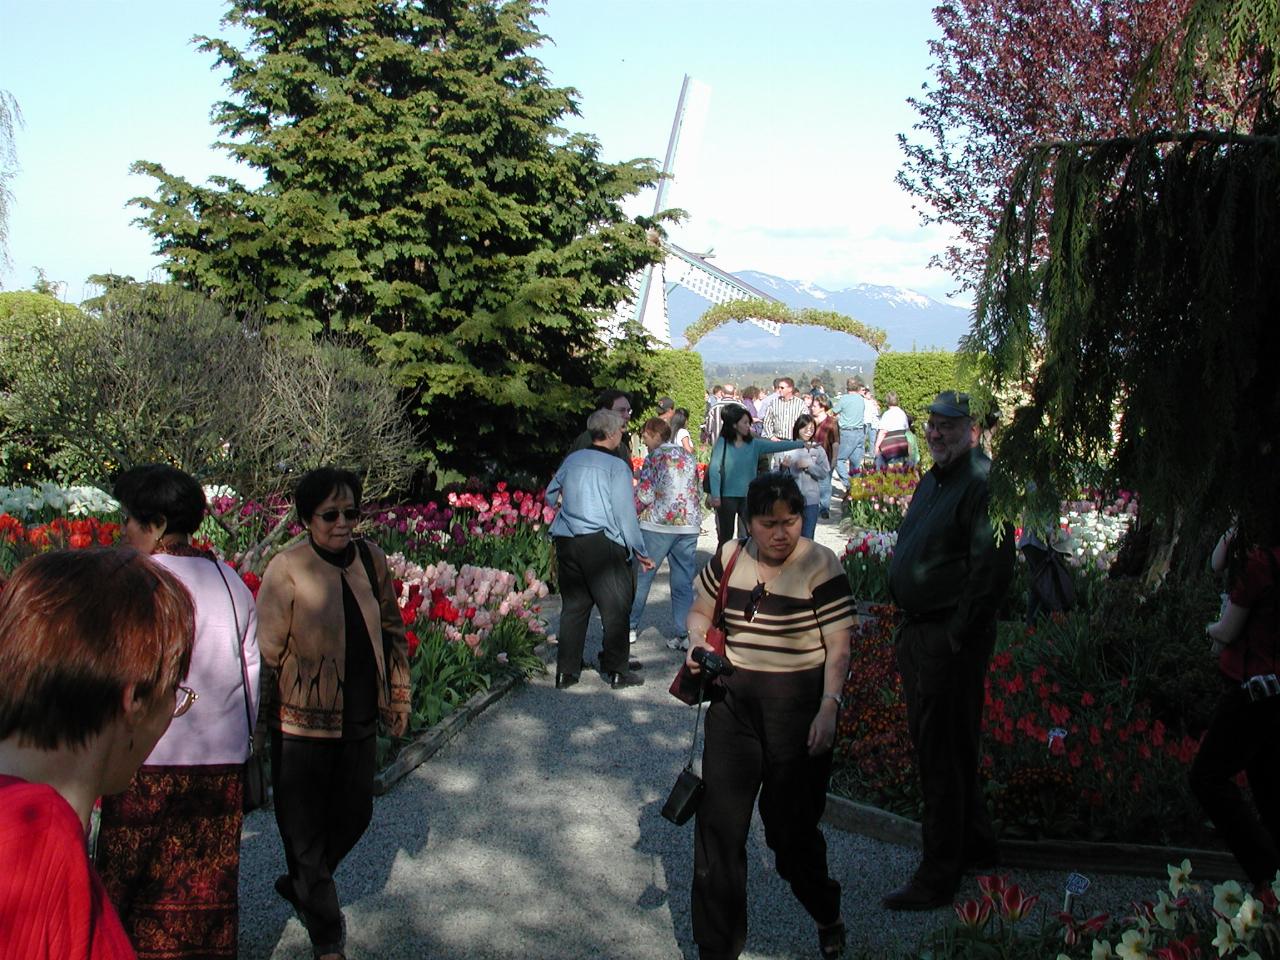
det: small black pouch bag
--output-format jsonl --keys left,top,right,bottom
{"left": 661, "top": 676, "right": 709, "bottom": 825}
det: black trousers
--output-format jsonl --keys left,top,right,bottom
{"left": 272, "top": 734, "right": 376, "bottom": 951}
{"left": 1189, "top": 679, "right": 1280, "bottom": 886}
{"left": 692, "top": 667, "right": 840, "bottom": 960}
{"left": 714, "top": 497, "right": 748, "bottom": 546}
{"left": 895, "top": 619, "right": 997, "bottom": 893}
{"left": 554, "top": 532, "right": 634, "bottom": 676}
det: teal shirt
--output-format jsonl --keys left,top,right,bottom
{"left": 831, "top": 391, "right": 866, "bottom": 431}
{"left": 707, "top": 437, "right": 804, "bottom": 498}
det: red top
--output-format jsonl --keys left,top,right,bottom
{"left": 0, "top": 775, "right": 136, "bottom": 960}
{"left": 1220, "top": 546, "right": 1280, "bottom": 682}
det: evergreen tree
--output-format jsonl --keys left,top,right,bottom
{"left": 131, "top": 0, "right": 664, "bottom": 476}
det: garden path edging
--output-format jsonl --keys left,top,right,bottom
{"left": 821, "top": 794, "right": 1246, "bottom": 881}
{"left": 373, "top": 596, "right": 561, "bottom": 795}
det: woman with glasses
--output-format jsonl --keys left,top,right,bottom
{"left": 97, "top": 464, "right": 260, "bottom": 959}
{"left": 1, "top": 548, "right": 196, "bottom": 960}
{"left": 256, "top": 467, "right": 410, "bottom": 960}
{"left": 684, "top": 472, "right": 855, "bottom": 960}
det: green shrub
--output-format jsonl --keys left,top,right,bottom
{"left": 641, "top": 348, "right": 705, "bottom": 438}
{"left": 873, "top": 350, "right": 976, "bottom": 422}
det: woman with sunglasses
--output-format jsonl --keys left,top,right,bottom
{"left": 1, "top": 548, "right": 196, "bottom": 960}
{"left": 256, "top": 467, "right": 410, "bottom": 960}
{"left": 97, "top": 464, "right": 260, "bottom": 959}
{"left": 684, "top": 472, "right": 855, "bottom": 960}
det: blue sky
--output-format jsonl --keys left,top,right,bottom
{"left": 0, "top": 1, "right": 958, "bottom": 303}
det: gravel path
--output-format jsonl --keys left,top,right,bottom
{"left": 238, "top": 510, "right": 1164, "bottom": 959}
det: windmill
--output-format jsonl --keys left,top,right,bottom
{"left": 608, "top": 75, "right": 782, "bottom": 346}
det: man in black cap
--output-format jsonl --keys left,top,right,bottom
{"left": 882, "top": 390, "right": 1016, "bottom": 910}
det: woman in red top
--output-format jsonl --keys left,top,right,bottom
{"left": 1190, "top": 522, "right": 1280, "bottom": 889}
{"left": 810, "top": 394, "right": 840, "bottom": 519}
{"left": 0, "top": 549, "right": 196, "bottom": 959}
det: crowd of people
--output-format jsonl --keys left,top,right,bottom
{"left": 1, "top": 383, "right": 1277, "bottom": 960}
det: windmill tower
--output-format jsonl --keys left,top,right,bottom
{"left": 609, "top": 75, "right": 782, "bottom": 345}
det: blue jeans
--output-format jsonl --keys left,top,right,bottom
{"left": 834, "top": 429, "right": 865, "bottom": 485}
{"left": 801, "top": 504, "right": 819, "bottom": 538}
{"left": 629, "top": 529, "right": 699, "bottom": 638}
{"left": 818, "top": 471, "right": 833, "bottom": 514}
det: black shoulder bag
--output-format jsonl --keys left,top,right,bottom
{"left": 661, "top": 675, "right": 709, "bottom": 825}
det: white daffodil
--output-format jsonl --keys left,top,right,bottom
{"left": 1153, "top": 890, "right": 1178, "bottom": 930}
{"left": 1213, "top": 916, "right": 1240, "bottom": 956}
{"left": 1231, "top": 895, "right": 1263, "bottom": 940}
{"left": 1167, "top": 860, "right": 1193, "bottom": 895}
{"left": 1213, "top": 879, "right": 1245, "bottom": 918}
{"left": 1115, "top": 929, "right": 1149, "bottom": 960}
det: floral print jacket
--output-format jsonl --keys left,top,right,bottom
{"left": 635, "top": 442, "right": 702, "bottom": 535}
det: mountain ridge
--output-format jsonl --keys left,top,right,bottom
{"left": 666, "top": 270, "right": 972, "bottom": 363}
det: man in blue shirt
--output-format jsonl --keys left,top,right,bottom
{"left": 830, "top": 377, "right": 867, "bottom": 487}
{"left": 547, "top": 409, "right": 654, "bottom": 690}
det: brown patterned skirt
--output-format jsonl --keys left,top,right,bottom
{"left": 97, "top": 765, "right": 244, "bottom": 960}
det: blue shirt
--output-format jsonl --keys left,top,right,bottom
{"left": 831, "top": 391, "right": 866, "bottom": 431}
{"left": 546, "top": 447, "right": 648, "bottom": 558}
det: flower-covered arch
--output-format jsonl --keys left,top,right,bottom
{"left": 682, "top": 299, "right": 889, "bottom": 352}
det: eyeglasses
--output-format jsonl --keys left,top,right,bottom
{"left": 744, "top": 582, "right": 767, "bottom": 622}
{"left": 315, "top": 508, "right": 361, "bottom": 523}
{"left": 174, "top": 685, "right": 199, "bottom": 718}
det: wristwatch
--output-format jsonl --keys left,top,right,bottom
{"left": 822, "top": 693, "right": 843, "bottom": 707}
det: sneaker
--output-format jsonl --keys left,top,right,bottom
{"left": 628, "top": 629, "right": 638, "bottom": 646}
{"left": 666, "top": 634, "right": 689, "bottom": 651}
{"left": 820, "top": 509, "right": 831, "bottom": 519}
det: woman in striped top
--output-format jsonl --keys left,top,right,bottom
{"left": 684, "top": 472, "right": 855, "bottom": 960}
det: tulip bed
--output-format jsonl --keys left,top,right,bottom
{"left": 893, "top": 864, "right": 1280, "bottom": 960}
{"left": 832, "top": 479, "right": 1230, "bottom": 849}
{"left": 0, "top": 481, "right": 557, "bottom": 768}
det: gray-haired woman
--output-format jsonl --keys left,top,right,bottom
{"left": 546, "top": 409, "right": 654, "bottom": 690}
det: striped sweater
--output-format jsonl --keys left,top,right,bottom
{"left": 696, "top": 537, "right": 856, "bottom": 672}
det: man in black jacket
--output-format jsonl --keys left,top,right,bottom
{"left": 883, "top": 391, "right": 1016, "bottom": 910}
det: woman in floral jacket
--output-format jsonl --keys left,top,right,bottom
{"left": 629, "top": 418, "right": 703, "bottom": 651}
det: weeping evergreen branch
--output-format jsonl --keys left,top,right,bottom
{"left": 972, "top": 128, "right": 1280, "bottom": 565}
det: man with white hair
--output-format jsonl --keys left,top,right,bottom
{"left": 883, "top": 391, "right": 1015, "bottom": 911}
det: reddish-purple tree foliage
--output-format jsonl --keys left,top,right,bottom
{"left": 897, "top": 0, "right": 1241, "bottom": 291}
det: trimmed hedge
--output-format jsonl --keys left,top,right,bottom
{"left": 873, "top": 350, "right": 975, "bottom": 423}
{"left": 636, "top": 348, "right": 706, "bottom": 438}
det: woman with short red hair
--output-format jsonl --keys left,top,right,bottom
{"left": 0, "top": 548, "right": 196, "bottom": 960}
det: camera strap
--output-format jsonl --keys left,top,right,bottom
{"left": 686, "top": 676, "right": 708, "bottom": 770}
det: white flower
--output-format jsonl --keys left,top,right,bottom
{"left": 1168, "top": 859, "right": 1193, "bottom": 896}
{"left": 1152, "top": 890, "right": 1177, "bottom": 930}
{"left": 1231, "top": 895, "right": 1263, "bottom": 941}
{"left": 1115, "top": 930, "right": 1148, "bottom": 960}
{"left": 1213, "top": 879, "right": 1244, "bottom": 918}
{"left": 1091, "top": 940, "right": 1115, "bottom": 960}
{"left": 1213, "top": 916, "right": 1239, "bottom": 955}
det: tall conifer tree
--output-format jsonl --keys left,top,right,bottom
{"left": 132, "top": 0, "right": 663, "bottom": 475}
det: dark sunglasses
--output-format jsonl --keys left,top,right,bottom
{"left": 316, "top": 508, "right": 361, "bottom": 523}
{"left": 744, "top": 581, "right": 767, "bottom": 622}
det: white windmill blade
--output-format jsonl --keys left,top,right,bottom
{"left": 609, "top": 75, "right": 780, "bottom": 346}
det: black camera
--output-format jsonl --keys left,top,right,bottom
{"left": 692, "top": 646, "right": 734, "bottom": 679}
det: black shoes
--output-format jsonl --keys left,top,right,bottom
{"left": 818, "top": 918, "right": 846, "bottom": 958}
{"left": 604, "top": 669, "right": 644, "bottom": 688}
{"left": 628, "top": 658, "right": 644, "bottom": 671}
{"left": 881, "top": 880, "right": 954, "bottom": 911}
{"left": 555, "top": 671, "right": 579, "bottom": 689}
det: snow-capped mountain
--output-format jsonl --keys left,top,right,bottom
{"left": 667, "top": 270, "right": 972, "bottom": 362}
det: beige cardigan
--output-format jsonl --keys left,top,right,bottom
{"left": 257, "top": 538, "right": 411, "bottom": 739}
